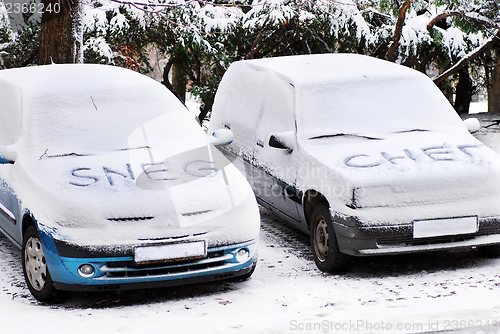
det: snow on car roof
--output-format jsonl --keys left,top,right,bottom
{"left": 0, "top": 64, "right": 187, "bottom": 155}
{"left": 0, "top": 63, "right": 160, "bottom": 95}
{"left": 209, "top": 53, "right": 466, "bottom": 145}
{"left": 239, "top": 53, "right": 423, "bottom": 87}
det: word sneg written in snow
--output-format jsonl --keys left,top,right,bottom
{"left": 69, "top": 160, "right": 221, "bottom": 188}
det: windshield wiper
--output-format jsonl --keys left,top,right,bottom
{"left": 46, "top": 152, "right": 92, "bottom": 158}
{"left": 45, "top": 146, "right": 151, "bottom": 159}
{"left": 395, "top": 129, "right": 430, "bottom": 133}
{"left": 118, "top": 146, "right": 150, "bottom": 151}
{"left": 309, "top": 133, "right": 382, "bottom": 140}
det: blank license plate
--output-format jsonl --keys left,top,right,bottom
{"left": 134, "top": 241, "right": 206, "bottom": 264}
{"left": 413, "top": 216, "right": 478, "bottom": 239}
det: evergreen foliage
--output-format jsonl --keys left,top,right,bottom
{"left": 0, "top": 0, "right": 499, "bottom": 119}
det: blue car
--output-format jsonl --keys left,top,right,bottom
{"left": 0, "top": 64, "right": 260, "bottom": 301}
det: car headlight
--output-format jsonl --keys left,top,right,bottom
{"left": 236, "top": 248, "right": 249, "bottom": 262}
{"left": 78, "top": 264, "right": 95, "bottom": 278}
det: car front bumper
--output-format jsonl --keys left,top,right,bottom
{"left": 333, "top": 215, "right": 500, "bottom": 256}
{"left": 37, "top": 228, "right": 258, "bottom": 291}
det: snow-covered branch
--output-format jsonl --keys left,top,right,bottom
{"left": 427, "top": 11, "right": 500, "bottom": 33}
{"left": 108, "top": 0, "right": 264, "bottom": 10}
{"left": 433, "top": 29, "right": 500, "bottom": 85}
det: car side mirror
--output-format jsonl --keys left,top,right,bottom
{"left": 0, "top": 146, "right": 16, "bottom": 164}
{"left": 463, "top": 118, "right": 480, "bottom": 133}
{"left": 208, "top": 128, "right": 234, "bottom": 147}
{"left": 269, "top": 131, "right": 295, "bottom": 154}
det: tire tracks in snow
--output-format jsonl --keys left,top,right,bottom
{"left": 2, "top": 206, "right": 500, "bottom": 314}
{"left": 259, "top": 206, "right": 313, "bottom": 262}
{"left": 0, "top": 234, "right": 31, "bottom": 301}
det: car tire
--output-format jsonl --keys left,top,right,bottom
{"left": 22, "top": 225, "right": 56, "bottom": 302}
{"left": 310, "top": 202, "right": 348, "bottom": 273}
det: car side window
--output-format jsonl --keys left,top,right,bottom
{"left": 209, "top": 64, "right": 266, "bottom": 161}
{"left": 254, "top": 73, "right": 296, "bottom": 153}
{"left": 0, "top": 80, "right": 22, "bottom": 146}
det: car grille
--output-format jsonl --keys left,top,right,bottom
{"left": 100, "top": 250, "right": 229, "bottom": 278}
{"left": 377, "top": 234, "right": 476, "bottom": 247}
{"left": 376, "top": 221, "right": 500, "bottom": 247}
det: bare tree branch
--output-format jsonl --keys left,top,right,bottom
{"left": 245, "top": 32, "right": 264, "bottom": 60}
{"left": 418, "top": 47, "right": 442, "bottom": 72}
{"left": 387, "top": 1, "right": 412, "bottom": 62}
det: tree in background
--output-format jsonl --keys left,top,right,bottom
{"left": 38, "top": 0, "right": 84, "bottom": 64}
{"left": 1, "top": 0, "right": 499, "bottom": 119}
{"left": 97, "top": 0, "right": 385, "bottom": 123}
{"left": 0, "top": 0, "right": 41, "bottom": 67}
{"left": 489, "top": 53, "right": 500, "bottom": 112}
{"left": 398, "top": 0, "right": 500, "bottom": 114}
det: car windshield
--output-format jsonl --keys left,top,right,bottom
{"left": 296, "top": 76, "right": 464, "bottom": 139}
{"left": 23, "top": 86, "right": 192, "bottom": 157}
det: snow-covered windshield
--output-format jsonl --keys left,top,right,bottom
{"left": 296, "top": 76, "right": 464, "bottom": 139}
{"left": 24, "top": 86, "right": 188, "bottom": 156}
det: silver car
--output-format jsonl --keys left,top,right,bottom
{"left": 208, "top": 53, "right": 500, "bottom": 272}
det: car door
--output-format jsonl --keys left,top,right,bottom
{"left": 0, "top": 80, "right": 22, "bottom": 243}
{"left": 252, "top": 74, "right": 302, "bottom": 222}
{"left": 0, "top": 172, "right": 19, "bottom": 239}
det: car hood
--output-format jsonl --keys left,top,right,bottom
{"left": 12, "top": 146, "right": 258, "bottom": 246}
{"left": 300, "top": 130, "right": 500, "bottom": 210}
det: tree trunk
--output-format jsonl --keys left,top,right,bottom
{"left": 454, "top": 67, "right": 474, "bottom": 115}
{"left": 38, "top": 0, "right": 83, "bottom": 65}
{"left": 171, "top": 62, "right": 187, "bottom": 104}
{"left": 161, "top": 59, "right": 175, "bottom": 92}
{"left": 198, "top": 98, "right": 213, "bottom": 125}
{"left": 488, "top": 60, "right": 500, "bottom": 113}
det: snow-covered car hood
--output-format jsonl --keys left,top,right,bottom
{"left": 11, "top": 146, "right": 257, "bottom": 246}
{"left": 300, "top": 129, "right": 500, "bottom": 209}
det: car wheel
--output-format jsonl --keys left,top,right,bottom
{"left": 22, "top": 225, "right": 56, "bottom": 302}
{"left": 310, "top": 202, "right": 348, "bottom": 273}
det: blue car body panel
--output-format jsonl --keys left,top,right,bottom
{"left": 36, "top": 225, "right": 257, "bottom": 289}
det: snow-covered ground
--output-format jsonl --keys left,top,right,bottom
{"left": 2, "top": 113, "right": 500, "bottom": 334}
